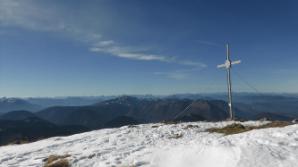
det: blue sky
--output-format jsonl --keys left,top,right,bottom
{"left": 0, "top": 0, "right": 298, "bottom": 97}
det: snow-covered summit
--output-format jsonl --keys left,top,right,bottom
{"left": 0, "top": 121, "right": 297, "bottom": 167}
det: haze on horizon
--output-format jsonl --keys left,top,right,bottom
{"left": 1, "top": 0, "right": 298, "bottom": 97}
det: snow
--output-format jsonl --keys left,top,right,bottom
{"left": 0, "top": 121, "right": 297, "bottom": 167}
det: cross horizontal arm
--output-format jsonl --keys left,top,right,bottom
{"left": 217, "top": 64, "right": 227, "bottom": 68}
{"left": 231, "top": 60, "right": 241, "bottom": 65}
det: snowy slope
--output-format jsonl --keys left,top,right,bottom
{"left": 0, "top": 121, "right": 297, "bottom": 167}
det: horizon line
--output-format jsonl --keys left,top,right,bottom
{"left": 2, "top": 91, "right": 298, "bottom": 98}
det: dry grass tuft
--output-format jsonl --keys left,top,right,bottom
{"left": 43, "top": 154, "right": 71, "bottom": 167}
{"left": 207, "top": 123, "right": 249, "bottom": 135}
{"left": 183, "top": 124, "right": 199, "bottom": 129}
{"left": 151, "top": 125, "right": 161, "bottom": 128}
{"left": 207, "top": 121, "right": 292, "bottom": 135}
{"left": 258, "top": 121, "right": 291, "bottom": 128}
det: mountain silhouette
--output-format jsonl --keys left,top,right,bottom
{"left": 36, "top": 96, "right": 229, "bottom": 128}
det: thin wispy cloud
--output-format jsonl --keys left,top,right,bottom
{"left": 0, "top": 0, "right": 102, "bottom": 42}
{"left": 0, "top": 0, "right": 206, "bottom": 68}
{"left": 0, "top": 0, "right": 62, "bottom": 31}
{"left": 90, "top": 41, "right": 171, "bottom": 62}
{"left": 154, "top": 68, "right": 203, "bottom": 80}
{"left": 154, "top": 71, "right": 189, "bottom": 80}
{"left": 91, "top": 46, "right": 170, "bottom": 61}
{"left": 90, "top": 41, "right": 206, "bottom": 67}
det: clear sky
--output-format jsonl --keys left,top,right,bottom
{"left": 1, "top": 0, "right": 298, "bottom": 97}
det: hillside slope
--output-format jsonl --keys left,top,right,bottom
{"left": 0, "top": 121, "right": 297, "bottom": 167}
{"left": 0, "top": 98, "right": 41, "bottom": 114}
{"left": 36, "top": 96, "right": 229, "bottom": 128}
{"left": 0, "top": 117, "right": 89, "bottom": 146}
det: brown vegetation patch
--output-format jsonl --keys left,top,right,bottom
{"left": 183, "top": 124, "right": 199, "bottom": 129}
{"left": 259, "top": 121, "right": 291, "bottom": 128}
{"left": 207, "top": 121, "right": 293, "bottom": 135}
{"left": 43, "top": 154, "right": 71, "bottom": 167}
{"left": 207, "top": 123, "right": 250, "bottom": 135}
{"left": 151, "top": 125, "right": 160, "bottom": 128}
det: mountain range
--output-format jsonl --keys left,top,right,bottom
{"left": 0, "top": 96, "right": 230, "bottom": 145}
{"left": 35, "top": 96, "right": 229, "bottom": 128}
{"left": 0, "top": 94, "right": 297, "bottom": 146}
{"left": 0, "top": 98, "right": 41, "bottom": 114}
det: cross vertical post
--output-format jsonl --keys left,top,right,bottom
{"left": 217, "top": 44, "right": 241, "bottom": 120}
